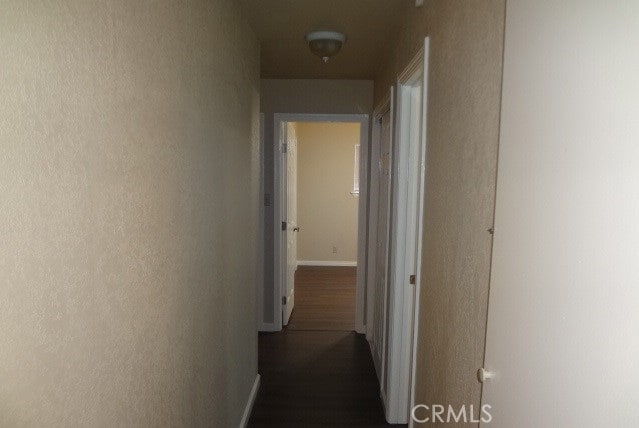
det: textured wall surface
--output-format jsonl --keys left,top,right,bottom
{"left": 0, "top": 1, "right": 259, "bottom": 426}
{"left": 296, "top": 122, "right": 360, "bottom": 262}
{"left": 374, "top": 0, "right": 506, "bottom": 423}
{"left": 259, "top": 79, "right": 373, "bottom": 326}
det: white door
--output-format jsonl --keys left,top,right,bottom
{"left": 386, "top": 52, "right": 426, "bottom": 423}
{"left": 481, "top": 1, "right": 639, "bottom": 426}
{"left": 370, "top": 105, "right": 394, "bottom": 387}
{"left": 367, "top": 43, "right": 428, "bottom": 426}
{"left": 282, "top": 122, "right": 298, "bottom": 325}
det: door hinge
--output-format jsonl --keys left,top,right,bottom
{"left": 282, "top": 296, "right": 287, "bottom": 305}
{"left": 264, "top": 193, "right": 271, "bottom": 207}
{"left": 409, "top": 274, "right": 416, "bottom": 285}
{"left": 281, "top": 221, "right": 287, "bottom": 231}
{"left": 282, "top": 143, "right": 287, "bottom": 153}
{"left": 477, "top": 368, "right": 496, "bottom": 383}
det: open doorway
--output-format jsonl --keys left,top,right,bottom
{"left": 286, "top": 121, "right": 361, "bottom": 331}
{"left": 272, "top": 114, "right": 369, "bottom": 333}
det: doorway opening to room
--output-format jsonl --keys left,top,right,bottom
{"left": 285, "top": 121, "right": 360, "bottom": 331}
{"left": 273, "top": 114, "right": 369, "bottom": 332}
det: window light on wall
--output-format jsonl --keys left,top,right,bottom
{"left": 351, "top": 144, "right": 360, "bottom": 196}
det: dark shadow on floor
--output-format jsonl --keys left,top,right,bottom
{"left": 248, "top": 329, "right": 405, "bottom": 427}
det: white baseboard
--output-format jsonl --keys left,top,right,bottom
{"left": 258, "top": 321, "right": 281, "bottom": 332}
{"left": 282, "top": 289, "right": 294, "bottom": 326}
{"left": 297, "top": 260, "right": 357, "bottom": 267}
{"left": 239, "top": 374, "right": 261, "bottom": 428}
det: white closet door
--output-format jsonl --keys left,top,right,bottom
{"left": 371, "top": 107, "right": 393, "bottom": 395}
{"left": 482, "top": 1, "right": 639, "bottom": 426}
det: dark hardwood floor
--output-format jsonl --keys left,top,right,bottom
{"left": 286, "top": 266, "right": 356, "bottom": 331}
{"left": 249, "top": 266, "right": 402, "bottom": 427}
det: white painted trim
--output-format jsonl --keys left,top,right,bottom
{"left": 379, "top": 88, "right": 395, "bottom": 404}
{"left": 273, "top": 119, "right": 284, "bottom": 330}
{"left": 239, "top": 374, "right": 261, "bottom": 428}
{"left": 297, "top": 260, "right": 357, "bottom": 267}
{"left": 408, "top": 37, "right": 429, "bottom": 428}
{"left": 366, "top": 119, "right": 379, "bottom": 343}
{"left": 274, "top": 113, "right": 368, "bottom": 124}
{"left": 273, "top": 113, "right": 370, "bottom": 334}
{"left": 257, "top": 322, "right": 280, "bottom": 332}
{"left": 385, "top": 40, "right": 428, "bottom": 425}
{"left": 355, "top": 117, "right": 371, "bottom": 335}
{"left": 366, "top": 90, "right": 394, "bottom": 392}
{"left": 257, "top": 113, "right": 265, "bottom": 331}
{"left": 366, "top": 95, "right": 391, "bottom": 342}
{"left": 397, "top": 46, "right": 425, "bottom": 83}
{"left": 282, "top": 288, "right": 294, "bottom": 326}
{"left": 282, "top": 293, "right": 292, "bottom": 305}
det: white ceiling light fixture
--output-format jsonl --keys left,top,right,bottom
{"left": 305, "top": 31, "right": 346, "bottom": 63}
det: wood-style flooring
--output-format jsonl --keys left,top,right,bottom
{"left": 286, "top": 266, "right": 356, "bottom": 331}
{"left": 249, "top": 266, "right": 402, "bottom": 427}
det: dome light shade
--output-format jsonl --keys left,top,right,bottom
{"left": 305, "top": 31, "right": 346, "bottom": 63}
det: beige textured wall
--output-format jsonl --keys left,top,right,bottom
{"left": 296, "top": 122, "right": 360, "bottom": 262}
{"left": 374, "top": 0, "right": 506, "bottom": 421}
{"left": 0, "top": 1, "right": 259, "bottom": 426}
{"left": 259, "top": 79, "right": 373, "bottom": 325}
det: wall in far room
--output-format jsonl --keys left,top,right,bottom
{"left": 296, "top": 121, "right": 360, "bottom": 264}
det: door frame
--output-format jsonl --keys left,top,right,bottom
{"left": 407, "top": 39, "right": 429, "bottom": 428}
{"left": 273, "top": 113, "right": 370, "bottom": 332}
{"left": 366, "top": 92, "right": 393, "bottom": 383}
{"left": 383, "top": 38, "right": 430, "bottom": 424}
{"left": 257, "top": 113, "right": 266, "bottom": 331}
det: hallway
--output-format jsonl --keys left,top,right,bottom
{"left": 3, "top": 1, "right": 636, "bottom": 426}
{"left": 249, "top": 267, "right": 400, "bottom": 427}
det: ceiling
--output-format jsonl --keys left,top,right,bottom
{"left": 240, "top": 0, "right": 408, "bottom": 80}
